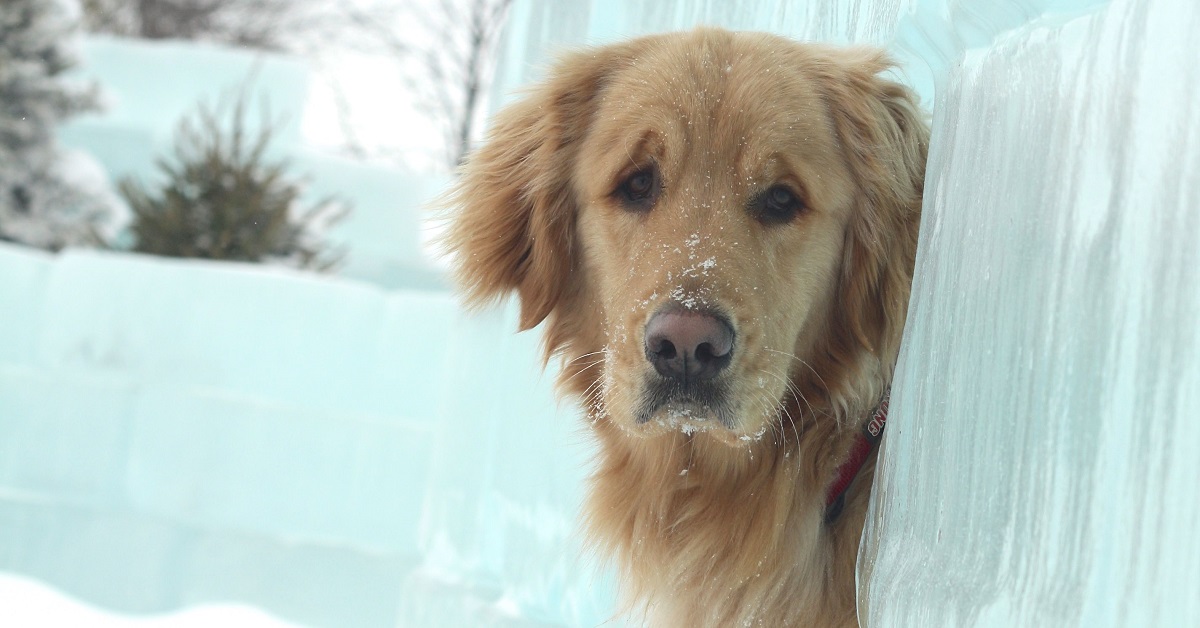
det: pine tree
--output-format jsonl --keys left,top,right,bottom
{"left": 0, "top": 0, "right": 112, "bottom": 250}
{"left": 122, "top": 97, "right": 346, "bottom": 271}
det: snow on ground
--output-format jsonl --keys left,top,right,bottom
{"left": 0, "top": 573, "right": 298, "bottom": 628}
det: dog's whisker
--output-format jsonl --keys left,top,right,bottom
{"left": 778, "top": 395, "right": 803, "bottom": 447}
{"left": 761, "top": 370, "right": 815, "bottom": 443}
{"left": 562, "top": 359, "right": 605, "bottom": 381}
{"left": 765, "top": 348, "right": 832, "bottom": 396}
{"left": 568, "top": 350, "right": 608, "bottom": 363}
{"left": 762, "top": 350, "right": 825, "bottom": 418}
{"left": 753, "top": 398, "right": 783, "bottom": 447}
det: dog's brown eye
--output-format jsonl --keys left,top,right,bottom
{"left": 753, "top": 184, "right": 804, "bottom": 225}
{"left": 616, "top": 167, "right": 659, "bottom": 211}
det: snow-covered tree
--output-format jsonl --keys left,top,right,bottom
{"left": 0, "top": 0, "right": 114, "bottom": 250}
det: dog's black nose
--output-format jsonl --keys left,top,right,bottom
{"left": 644, "top": 307, "right": 734, "bottom": 382}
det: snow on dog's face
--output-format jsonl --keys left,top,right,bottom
{"left": 447, "top": 29, "right": 925, "bottom": 446}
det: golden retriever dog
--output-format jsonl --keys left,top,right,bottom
{"left": 445, "top": 27, "right": 927, "bottom": 627}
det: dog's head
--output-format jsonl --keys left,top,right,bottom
{"left": 447, "top": 29, "right": 926, "bottom": 445}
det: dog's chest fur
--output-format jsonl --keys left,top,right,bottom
{"left": 585, "top": 411, "right": 875, "bottom": 627}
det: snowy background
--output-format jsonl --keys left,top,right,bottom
{"left": 1, "top": 0, "right": 1198, "bottom": 627}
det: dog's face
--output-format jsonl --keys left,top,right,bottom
{"left": 448, "top": 29, "right": 925, "bottom": 446}
{"left": 573, "top": 44, "right": 862, "bottom": 443}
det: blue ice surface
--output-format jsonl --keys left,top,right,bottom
{"left": 0, "top": 244, "right": 613, "bottom": 627}
{"left": 3, "top": 0, "right": 1198, "bottom": 626}
{"left": 859, "top": 0, "right": 1200, "bottom": 625}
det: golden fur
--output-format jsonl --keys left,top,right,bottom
{"left": 445, "top": 28, "right": 927, "bottom": 627}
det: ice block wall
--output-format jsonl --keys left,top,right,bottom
{"left": 0, "top": 244, "right": 441, "bottom": 627}
{"left": 0, "top": 242, "right": 612, "bottom": 627}
{"left": 858, "top": 0, "right": 1200, "bottom": 625}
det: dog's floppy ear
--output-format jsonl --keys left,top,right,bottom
{"left": 444, "top": 43, "right": 641, "bottom": 331}
{"left": 824, "top": 50, "right": 929, "bottom": 360}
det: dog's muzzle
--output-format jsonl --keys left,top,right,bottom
{"left": 636, "top": 305, "right": 736, "bottom": 426}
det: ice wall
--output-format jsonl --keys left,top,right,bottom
{"left": 0, "top": 244, "right": 436, "bottom": 626}
{"left": 495, "top": 0, "right": 1112, "bottom": 120}
{"left": 0, "top": 242, "right": 612, "bottom": 627}
{"left": 859, "top": 0, "right": 1200, "bottom": 625}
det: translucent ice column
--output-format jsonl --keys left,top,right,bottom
{"left": 859, "top": 0, "right": 1200, "bottom": 625}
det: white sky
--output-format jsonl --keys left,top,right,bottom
{"left": 295, "top": 0, "right": 485, "bottom": 173}
{"left": 301, "top": 51, "right": 446, "bottom": 171}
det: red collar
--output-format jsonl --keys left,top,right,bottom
{"left": 824, "top": 388, "right": 890, "bottom": 523}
